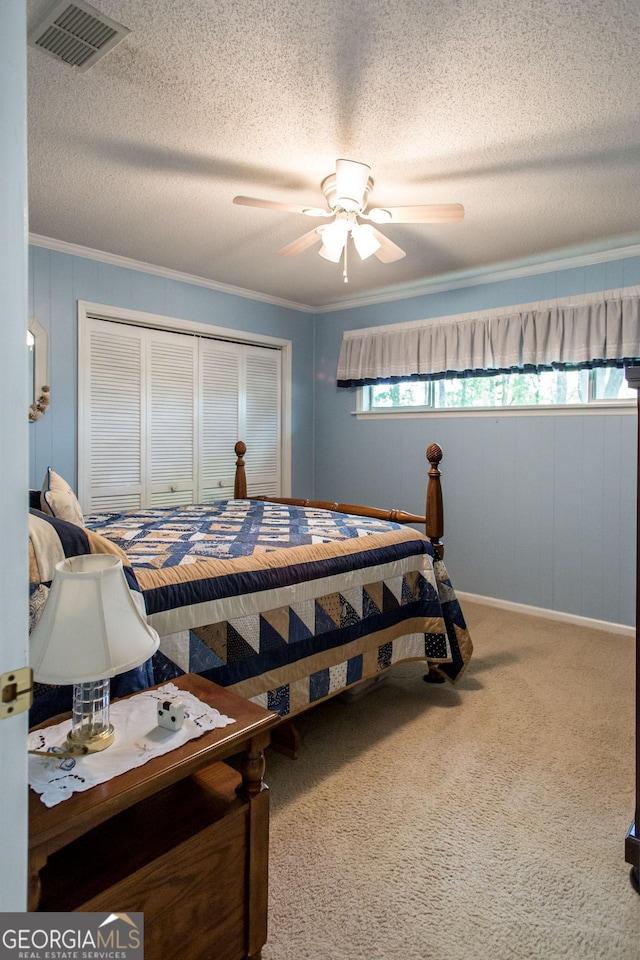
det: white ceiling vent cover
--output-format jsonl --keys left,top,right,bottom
{"left": 28, "top": 0, "right": 130, "bottom": 71}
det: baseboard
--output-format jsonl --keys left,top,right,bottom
{"left": 455, "top": 591, "right": 635, "bottom": 638}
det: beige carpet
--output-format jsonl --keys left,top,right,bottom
{"left": 261, "top": 601, "right": 640, "bottom": 960}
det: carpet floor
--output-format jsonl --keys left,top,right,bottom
{"left": 260, "top": 601, "right": 639, "bottom": 960}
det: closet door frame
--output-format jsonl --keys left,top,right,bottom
{"left": 77, "top": 300, "right": 292, "bottom": 509}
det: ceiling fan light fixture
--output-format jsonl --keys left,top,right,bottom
{"left": 318, "top": 243, "right": 343, "bottom": 263}
{"left": 352, "top": 223, "right": 381, "bottom": 260}
{"left": 317, "top": 218, "right": 349, "bottom": 259}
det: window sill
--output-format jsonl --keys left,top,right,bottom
{"left": 353, "top": 400, "right": 636, "bottom": 419}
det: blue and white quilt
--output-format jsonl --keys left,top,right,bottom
{"left": 85, "top": 500, "right": 473, "bottom": 718}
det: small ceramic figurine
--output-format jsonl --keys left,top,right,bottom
{"left": 29, "top": 386, "right": 50, "bottom": 422}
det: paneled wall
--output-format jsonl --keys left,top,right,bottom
{"left": 28, "top": 242, "right": 640, "bottom": 625}
{"left": 27, "top": 246, "right": 314, "bottom": 495}
{"left": 314, "top": 255, "right": 640, "bottom": 627}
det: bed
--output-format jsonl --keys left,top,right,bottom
{"left": 29, "top": 442, "right": 472, "bottom": 746}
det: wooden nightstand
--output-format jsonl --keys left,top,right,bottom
{"left": 29, "top": 674, "right": 279, "bottom": 960}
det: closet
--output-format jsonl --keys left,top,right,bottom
{"left": 78, "top": 316, "right": 281, "bottom": 512}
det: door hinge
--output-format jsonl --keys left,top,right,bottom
{"left": 0, "top": 667, "right": 33, "bottom": 718}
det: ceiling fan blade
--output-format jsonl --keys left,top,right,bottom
{"left": 277, "top": 227, "right": 323, "bottom": 257}
{"left": 371, "top": 228, "right": 406, "bottom": 263}
{"left": 335, "top": 159, "right": 371, "bottom": 208}
{"left": 233, "top": 196, "right": 330, "bottom": 217}
{"left": 369, "top": 203, "right": 465, "bottom": 224}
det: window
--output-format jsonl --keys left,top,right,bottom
{"left": 364, "top": 367, "right": 635, "bottom": 411}
{"left": 338, "top": 287, "right": 640, "bottom": 411}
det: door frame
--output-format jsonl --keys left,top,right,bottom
{"left": 0, "top": 0, "right": 29, "bottom": 912}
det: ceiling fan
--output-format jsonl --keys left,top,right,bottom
{"left": 233, "top": 159, "right": 464, "bottom": 282}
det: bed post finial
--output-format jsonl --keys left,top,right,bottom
{"left": 426, "top": 443, "right": 444, "bottom": 558}
{"left": 235, "top": 440, "right": 247, "bottom": 499}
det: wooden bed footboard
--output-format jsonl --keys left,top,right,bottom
{"left": 233, "top": 440, "right": 445, "bottom": 557}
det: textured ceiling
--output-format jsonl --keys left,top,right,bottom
{"left": 26, "top": 0, "right": 640, "bottom": 310}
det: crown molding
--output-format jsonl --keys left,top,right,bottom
{"left": 29, "top": 232, "right": 640, "bottom": 316}
{"left": 28, "top": 233, "right": 315, "bottom": 314}
{"left": 341, "top": 284, "right": 640, "bottom": 337}
{"left": 316, "top": 237, "right": 640, "bottom": 313}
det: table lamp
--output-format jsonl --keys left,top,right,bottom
{"left": 30, "top": 554, "right": 160, "bottom": 753}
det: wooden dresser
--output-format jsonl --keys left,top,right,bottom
{"left": 29, "top": 675, "right": 279, "bottom": 960}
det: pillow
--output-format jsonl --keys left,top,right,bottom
{"left": 41, "top": 468, "right": 85, "bottom": 526}
{"left": 28, "top": 508, "right": 140, "bottom": 592}
{"left": 28, "top": 509, "right": 155, "bottom": 725}
{"left": 28, "top": 508, "right": 147, "bottom": 651}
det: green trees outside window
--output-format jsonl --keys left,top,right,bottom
{"left": 367, "top": 368, "right": 634, "bottom": 410}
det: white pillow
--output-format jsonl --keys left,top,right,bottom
{"left": 41, "top": 468, "right": 85, "bottom": 526}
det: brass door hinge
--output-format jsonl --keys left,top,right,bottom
{"left": 0, "top": 667, "right": 33, "bottom": 718}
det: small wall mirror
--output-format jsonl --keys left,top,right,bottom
{"left": 28, "top": 318, "right": 50, "bottom": 422}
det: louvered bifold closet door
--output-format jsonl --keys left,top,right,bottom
{"left": 83, "top": 319, "right": 145, "bottom": 513}
{"left": 80, "top": 316, "right": 284, "bottom": 511}
{"left": 243, "top": 345, "right": 281, "bottom": 498}
{"left": 148, "top": 330, "right": 198, "bottom": 507}
{"left": 199, "top": 338, "right": 240, "bottom": 502}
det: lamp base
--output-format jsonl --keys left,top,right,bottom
{"left": 66, "top": 723, "right": 115, "bottom": 753}
{"left": 69, "top": 678, "right": 114, "bottom": 752}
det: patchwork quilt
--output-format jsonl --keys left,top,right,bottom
{"left": 84, "top": 500, "right": 473, "bottom": 717}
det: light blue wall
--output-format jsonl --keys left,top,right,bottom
{"left": 314, "top": 256, "right": 640, "bottom": 627}
{"left": 28, "top": 243, "right": 640, "bottom": 625}
{"left": 27, "top": 246, "right": 315, "bottom": 495}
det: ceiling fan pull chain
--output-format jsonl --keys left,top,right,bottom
{"left": 343, "top": 241, "right": 349, "bottom": 283}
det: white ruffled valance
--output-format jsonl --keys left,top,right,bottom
{"left": 336, "top": 287, "right": 640, "bottom": 386}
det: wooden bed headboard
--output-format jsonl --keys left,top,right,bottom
{"left": 233, "top": 440, "right": 445, "bottom": 557}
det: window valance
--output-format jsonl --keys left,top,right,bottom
{"left": 336, "top": 287, "right": 640, "bottom": 387}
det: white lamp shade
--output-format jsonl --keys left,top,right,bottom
{"left": 318, "top": 243, "right": 343, "bottom": 263}
{"left": 30, "top": 554, "right": 160, "bottom": 684}
{"left": 318, "top": 218, "right": 349, "bottom": 260}
{"left": 352, "top": 223, "right": 381, "bottom": 260}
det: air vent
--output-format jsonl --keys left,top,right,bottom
{"left": 28, "top": 0, "right": 130, "bottom": 72}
